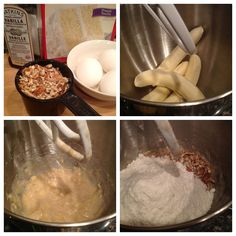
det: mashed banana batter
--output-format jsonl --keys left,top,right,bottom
{"left": 9, "top": 167, "right": 105, "bottom": 222}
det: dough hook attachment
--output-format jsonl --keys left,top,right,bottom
{"left": 143, "top": 4, "right": 196, "bottom": 54}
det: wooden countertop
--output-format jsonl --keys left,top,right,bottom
{"left": 4, "top": 54, "right": 116, "bottom": 116}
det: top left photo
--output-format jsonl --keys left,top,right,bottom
{"left": 4, "top": 4, "right": 116, "bottom": 116}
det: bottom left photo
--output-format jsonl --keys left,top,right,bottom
{"left": 4, "top": 120, "right": 116, "bottom": 232}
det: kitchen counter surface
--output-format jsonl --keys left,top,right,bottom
{"left": 4, "top": 54, "right": 116, "bottom": 116}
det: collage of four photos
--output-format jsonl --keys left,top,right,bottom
{"left": 3, "top": 1, "right": 232, "bottom": 233}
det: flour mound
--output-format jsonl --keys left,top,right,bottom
{"left": 120, "top": 154, "right": 215, "bottom": 226}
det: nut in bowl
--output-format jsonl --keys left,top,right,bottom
{"left": 67, "top": 40, "right": 116, "bottom": 102}
{"left": 15, "top": 59, "right": 99, "bottom": 116}
{"left": 120, "top": 120, "right": 232, "bottom": 231}
{"left": 18, "top": 64, "right": 70, "bottom": 100}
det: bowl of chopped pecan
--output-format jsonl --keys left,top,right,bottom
{"left": 15, "top": 59, "right": 99, "bottom": 116}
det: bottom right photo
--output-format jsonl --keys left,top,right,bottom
{"left": 120, "top": 120, "right": 232, "bottom": 232}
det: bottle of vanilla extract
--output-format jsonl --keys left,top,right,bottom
{"left": 4, "top": 4, "right": 40, "bottom": 67}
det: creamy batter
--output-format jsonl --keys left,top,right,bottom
{"left": 9, "top": 167, "right": 105, "bottom": 222}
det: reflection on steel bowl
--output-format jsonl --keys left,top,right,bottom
{"left": 120, "top": 120, "right": 232, "bottom": 231}
{"left": 120, "top": 4, "right": 232, "bottom": 115}
{"left": 4, "top": 120, "right": 116, "bottom": 231}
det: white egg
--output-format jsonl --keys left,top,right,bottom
{"left": 75, "top": 58, "right": 103, "bottom": 88}
{"left": 99, "top": 49, "right": 116, "bottom": 72}
{"left": 99, "top": 70, "right": 116, "bottom": 96}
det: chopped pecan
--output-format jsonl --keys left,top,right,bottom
{"left": 33, "top": 85, "right": 46, "bottom": 96}
{"left": 18, "top": 64, "right": 69, "bottom": 99}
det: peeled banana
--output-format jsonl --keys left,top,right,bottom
{"left": 137, "top": 26, "right": 204, "bottom": 103}
{"left": 135, "top": 69, "right": 205, "bottom": 101}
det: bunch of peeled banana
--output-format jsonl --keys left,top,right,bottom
{"left": 134, "top": 26, "right": 205, "bottom": 103}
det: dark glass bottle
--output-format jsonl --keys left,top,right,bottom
{"left": 4, "top": 4, "right": 41, "bottom": 68}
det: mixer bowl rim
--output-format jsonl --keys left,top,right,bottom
{"left": 4, "top": 209, "right": 116, "bottom": 228}
{"left": 120, "top": 202, "right": 231, "bottom": 231}
{"left": 120, "top": 90, "right": 232, "bottom": 107}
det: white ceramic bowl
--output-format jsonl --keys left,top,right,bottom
{"left": 67, "top": 40, "right": 116, "bottom": 102}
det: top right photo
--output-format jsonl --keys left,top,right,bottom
{"left": 120, "top": 4, "right": 232, "bottom": 116}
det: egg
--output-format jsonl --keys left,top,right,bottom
{"left": 99, "top": 49, "right": 116, "bottom": 72}
{"left": 99, "top": 70, "right": 116, "bottom": 96}
{"left": 75, "top": 58, "right": 103, "bottom": 88}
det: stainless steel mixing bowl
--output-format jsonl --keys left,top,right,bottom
{"left": 4, "top": 120, "right": 116, "bottom": 232}
{"left": 120, "top": 4, "right": 232, "bottom": 115}
{"left": 120, "top": 120, "right": 232, "bottom": 231}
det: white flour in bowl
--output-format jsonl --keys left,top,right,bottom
{"left": 120, "top": 154, "right": 215, "bottom": 226}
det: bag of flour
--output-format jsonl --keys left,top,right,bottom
{"left": 42, "top": 4, "right": 116, "bottom": 60}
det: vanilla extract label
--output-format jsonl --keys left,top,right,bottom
{"left": 4, "top": 5, "right": 34, "bottom": 66}
{"left": 4, "top": 18, "right": 24, "bottom": 24}
{"left": 8, "top": 35, "right": 27, "bottom": 42}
